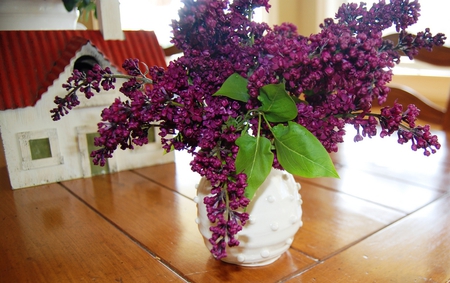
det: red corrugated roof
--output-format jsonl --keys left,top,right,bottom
{"left": 0, "top": 30, "right": 167, "bottom": 110}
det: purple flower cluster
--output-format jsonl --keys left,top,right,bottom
{"left": 378, "top": 102, "right": 440, "bottom": 155}
{"left": 50, "top": 65, "right": 115, "bottom": 121}
{"left": 244, "top": 0, "right": 444, "bottom": 156}
{"left": 202, "top": 172, "right": 249, "bottom": 259}
{"left": 51, "top": 0, "right": 445, "bottom": 259}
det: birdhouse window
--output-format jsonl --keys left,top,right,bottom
{"left": 17, "top": 129, "right": 63, "bottom": 170}
{"left": 74, "top": 55, "right": 100, "bottom": 74}
{"left": 86, "top": 132, "right": 110, "bottom": 176}
{"left": 29, "top": 138, "right": 52, "bottom": 160}
{"left": 148, "top": 126, "right": 156, "bottom": 143}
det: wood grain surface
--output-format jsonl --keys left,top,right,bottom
{"left": 1, "top": 131, "right": 449, "bottom": 282}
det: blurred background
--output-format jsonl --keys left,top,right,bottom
{"left": 117, "top": 0, "right": 450, "bottom": 109}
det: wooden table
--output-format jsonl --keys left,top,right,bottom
{"left": 1, "top": 129, "right": 450, "bottom": 282}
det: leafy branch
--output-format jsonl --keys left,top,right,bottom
{"left": 214, "top": 73, "right": 339, "bottom": 201}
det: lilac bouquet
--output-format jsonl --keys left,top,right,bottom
{"left": 51, "top": 0, "right": 445, "bottom": 259}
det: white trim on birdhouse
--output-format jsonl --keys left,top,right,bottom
{"left": 17, "top": 128, "right": 64, "bottom": 170}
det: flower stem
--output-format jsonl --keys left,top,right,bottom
{"left": 104, "top": 73, "right": 153, "bottom": 84}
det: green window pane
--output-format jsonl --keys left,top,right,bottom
{"left": 29, "top": 138, "right": 52, "bottom": 160}
{"left": 148, "top": 126, "right": 156, "bottom": 143}
{"left": 86, "top": 132, "right": 110, "bottom": 176}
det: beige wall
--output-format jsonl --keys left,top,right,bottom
{"left": 265, "top": 0, "right": 318, "bottom": 35}
{"left": 265, "top": 0, "right": 346, "bottom": 35}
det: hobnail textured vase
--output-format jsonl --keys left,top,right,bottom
{"left": 195, "top": 168, "right": 303, "bottom": 266}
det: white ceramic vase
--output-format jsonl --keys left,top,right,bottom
{"left": 195, "top": 168, "right": 303, "bottom": 266}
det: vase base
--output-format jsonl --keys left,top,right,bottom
{"left": 221, "top": 254, "right": 281, "bottom": 267}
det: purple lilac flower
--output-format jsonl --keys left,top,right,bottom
{"left": 51, "top": 0, "right": 445, "bottom": 259}
{"left": 50, "top": 66, "right": 115, "bottom": 120}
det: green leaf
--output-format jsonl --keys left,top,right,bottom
{"left": 272, "top": 121, "right": 339, "bottom": 178}
{"left": 258, "top": 83, "right": 298, "bottom": 122}
{"left": 303, "top": 89, "right": 315, "bottom": 97}
{"left": 62, "top": 0, "right": 79, "bottom": 11}
{"left": 235, "top": 133, "right": 274, "bottom": 201}
{"left": 213, "top": 73, "right": 250, "bottom": 102}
